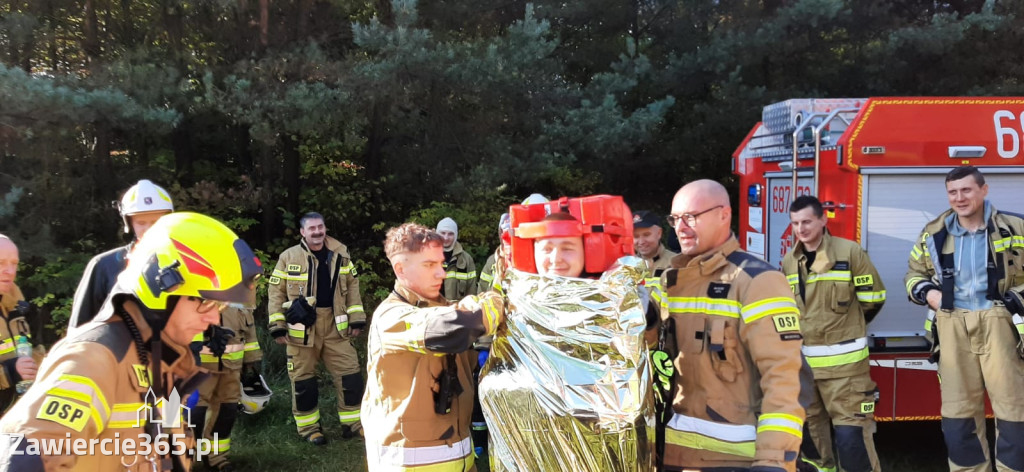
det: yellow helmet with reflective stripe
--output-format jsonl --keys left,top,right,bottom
{"left": 120, "top": 212, "right": 262, "bottom": 311}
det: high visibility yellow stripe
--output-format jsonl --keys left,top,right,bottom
{"left": 667, "top": 297, "right": 742, "bottom": 318}
{"left": 272, "top": 269, "right": 307, "bottom": 281}
{"left": 665, "top": 429, "right": 755, "bottom": 458}
{"left": 108, "top": 403, "right": 145, "bottom": 429}
{"left": 201, "top": 351, "right": 244, "bottom": 363}
{"left": 338, "top": 263, "right": 357, "bottom": 275}
{"left": 347, "top": 305, "right": 365, "bottom": 314}
{"left": 338, "top": 410, "right": 361, "bottom": 424}
{"left": 0, "top": 338, "right": 14, "bottom": 355}
{"left": 741, "top": 297, "right": 798, "bottom": 324}
{"left": 757, "top": 413, "right": 803, "bottom": 439}
{"left": 445, "top": 271, "right": 477, "bottom": 280}
{"left": 191, "top": 333, "right": 204, "bottom": 343}
{"left": 54, "top": 375, "right": 111, "bottom": 423}
{"left": 369, "top": 437, "right": 474, "bottom": 470}
{"left": 906, "top": 277, "right": 928, "bottom": 295}
{"left": 289, "top": 328, "right": 305, "bottom": 338}
{"left": 801, "top": 456, "right": 837, "bottom": 472}
{"left": 217, "top": 438, "right": 231, "bottom": 452}
{"left": 479, "top": 272, "right": 494, "bottom": 283}
{"left": 805, "top": 346, "right": 869, "bottom": 368}
{"left": 244, "top": 342, "right": 260, "bottom": 352}
{"left": 910, "top": 245, "right": 923, "bottom": 261}
{"left": 295, "top": 411, "right": 320, "bottom": 427}
{"left": 805, "top": 271, "right": 851, "bottom": 283}
{"left": 786, "top": 274, "right": 799, "bottom": 284}
{"left": 269, "top": 313, "right": 286, "bottom": 323}
{"left": 856, "top": 291, "right": 886, "bottom": 302}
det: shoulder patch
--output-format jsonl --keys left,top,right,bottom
{"left": 664, "top": 269, "right": 678, "bottom": 289}
{"left": 37, "top": 396, "right": 91, "bottom": 432}
{"left": 286, "top": 264, "right": 302, "bottom": 274}
{"left": 132, "top": 364, "right": 151, "bottom": 389}
{"left": 772, "top": 314, "right": 801, "bottom": 333}
{"left": 268, "top": 276, "right": 281, "bottom": 285}
{"left": 70, "top": 322, "right": 132, "bottom": 362}
{"left": 726, "top": 251, "right": 776, "bottom": 278}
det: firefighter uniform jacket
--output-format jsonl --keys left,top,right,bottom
{"left": 647, "top": 244, "right": 677, "bottom": 278}
{"left": 68, "top": 245, "right": 129, "bottom": 329}
{"left": 782, "top": 233, "right": 885, "bottom": 378}
{"left": 442, "top": 242, "right": 477, "bottom": 300}
{"left": 0, "top": 283, "right": 32, "bottom": 411}
{"left": 477, "top": 253, "right": 497, "bottom": 294}
{"left": 363, "top": 284, "right": 503, "bottom": 472}
{"left": 660, "top": 237, "right": 806, "bottom": 472}
{"left": 906, "top": 205, "right": 1024, "bottom": 313}
{"left": 199, "top": 307, "right": 262, "bottom": 372}
{"left": 267, "top": 237, "right": 365, "bottom": 344}
{"left": 0, "top": 297, "right": 203, "bottom": 471}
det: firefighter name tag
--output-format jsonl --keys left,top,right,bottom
{"left": 132, "top": 364, "right": 151, "bottom": 389}
{"left": 860, "top": 402, "right": 875, "bottom": 414}
{"left": 37, "top": 396, "right": 90, "bottom": 432}
{"left": 772, "top": 314, "right": 800, "bottom": 333}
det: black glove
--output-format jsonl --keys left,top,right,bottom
{"left": 13, "top": 301, "right": 30, "bottom": 318}
{"left": 285, "top": 297, "right": 316, "bottom": 326}
{"left": 204, "top": 325, "right": 236, "bottom": 357}
{"left": 1004, "top": 290, "right": 1024, "bottom": 316}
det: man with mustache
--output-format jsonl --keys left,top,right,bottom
{"left": 0, "top": 234, "right": 38, "bottom": 412}
{"left": 783, "top": 195, "right": 885, "bottom": 472}
{"left": 268, "top": 212, "right": 366, "bottom": 444}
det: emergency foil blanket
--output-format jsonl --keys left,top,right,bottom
{"left": 478, "top": 256, "right": 655, "bottom": 472}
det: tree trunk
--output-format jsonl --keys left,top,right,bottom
{"left": 258, "top": 143, "right": 279, "bottom": 245}
{"left": 83, "top": 0, "right": 100, "bottom": 60}
{"left": 259, "top": 0, "right": 269, "bottom": 49}
{"left": 236, "top": 125, "right": 253, "bottom": 174}
{"left": 172, "top": 120, "right": 194, "bottom": 184}
{"left": 295, "top": 0, "right": 313, "bottom": 42}
{"left": 281, "top": 135, "right": 301, "bottom": 220}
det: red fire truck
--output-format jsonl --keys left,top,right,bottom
{"left": 732, "top": 97, "right": 1024, "bottom": 421}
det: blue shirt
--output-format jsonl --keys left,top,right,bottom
{"left": 945, "top": 201, "right": 993, "bottom": 311}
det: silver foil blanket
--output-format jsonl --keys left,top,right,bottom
{"left": 479, "top": 256, "right": 655, "bottom": 472}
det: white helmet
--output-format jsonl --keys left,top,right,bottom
{"left": 521, "top": 193, "right": 549, "bottom": 205}
{"left": 118, "top": 179, "right": 174, "bottom": 233}
{"left": 240, "top": 374, "right": 273, "bottom": 414}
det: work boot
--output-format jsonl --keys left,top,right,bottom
{"left": 305, "top": 431, "right": 327, "bottom": 446}
{"left": 341, "top": 424, "right": 364, "bottom": 440}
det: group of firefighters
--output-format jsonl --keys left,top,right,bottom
{"left": 0, "top": 164, "right": 1020, "bottom": 472}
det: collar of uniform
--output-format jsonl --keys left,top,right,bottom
{"left": 392, "top": 281, "right": 448, "bottom": 308}
{"left": 119, "top": 299, "right": 201, "bottom": 387}
{"left": 650, "top": 244, "right": 665, "bottom": 263}
{"left": 449, "top": 241, "right": 465, "bottom": 256}
{"left": 793, "top": 232, "right": 835, "bottom": 273}
{"left": 670, "top": 235, "right": 741, "bottom": 276}
{"left": 299, "top": 236, "right": 347, "bottom": 255}
{"left": 0, "top": 283, "right": 23, "bottom": 313}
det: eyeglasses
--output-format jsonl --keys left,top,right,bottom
{"left": 195, "top": 297, "right": 230, "bottom": 314}
{"left": 666, "top": 205, "right": 724, "bottom": 228}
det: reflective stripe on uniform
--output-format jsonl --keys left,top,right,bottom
{"left": 741, "top": 297, "right": 799, "bottom": 324}
{"left": 272, "top": 269, "right": 306, "bottom": 281}
{"left": 802, "top": 337, "right": 869, "bottom": 368}
{"left": 191, "top": 333, "right": 204, "bottom": 343}
{"left": 994, "top": 235, "right": 1024, "bottom": 253}
{"left": 479, "top": 271, "right": 494, "bottom": 283}
{"left": 0, "top": 338, "right": 14, "bottom": 356}
{"left": 924, "top": 310, "right": 936, "bottom": 332}
{"left": 295, "top": 410, "right": 320, "bottom": 427}
{"left": 910, "top": 245, "right": 924, "bottom": 261}
{"left": 805, "top": 271, "right": 852, "bottom": 284}
{"left": 445, "top": 271, "right": 477, "bottom": 280}
{"left": 109, "top": 403, "right": 145, "bottom": 428}
{"left": 372, "top": 436, "right": 473, "bottom": 468}
{"left": 244, "top": 342, "right": 260, "bottom": 352}
{"left": 217, "top": 437, "right": 231, "bottom": 452}
{"left": 856, "top": 290, "right": 886, "bottom": 303}
{"left": 347, "top": 305, "right": 365, "bottom": 315}
{"left": 335, "top": 314, "right": 349, "bottom": 331}
{"left": 665, "top": 413, "right": 756, "bottom": 458}
{"left": 905, "top": 276, "right": 928, "bottom": 296}
{"left": 756, "top": 413, "right": 803, "bottom": 439}
{"left": 49, "top": 374, "right": 111, "bottom": 433}
{"left": 288, "top": 323, "right": 306, "bottom": 338}
{"left": 338, "top": 263, "right": 357, "bottom": 276}
{"left": 1013, "top": 314, "right": 1024, "bottom": 336}
{"left": 338, "top": 410, "right": 360, "bottom": 424}
{"left": 666, "top": 297, "right": 742, "bottom": 318}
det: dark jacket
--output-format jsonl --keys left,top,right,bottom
{"left": 68, "top": 245, "right": 129, "bottom": 329}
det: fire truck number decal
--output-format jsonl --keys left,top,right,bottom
{"left": 771, "top": 185, "right": 812, "bottom": 213}
{"left": 994, "top": 110, "right": 1024, "bottom": 159}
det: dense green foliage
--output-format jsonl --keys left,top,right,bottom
{"left": 2, "top": 0, "right": 1023, "bottom": 344}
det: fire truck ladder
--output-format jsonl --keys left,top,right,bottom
{"left": 789, "top": 107, "right": 861, "bottom": 200}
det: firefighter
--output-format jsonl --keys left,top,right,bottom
{"left": 782, "top": 195, "right": 885, "bottom": 472}
{"left": 0, "top": 212, "right": 261, "bottom": 471}
{"left": 363, "top": 223, "right": 504, "bottom": 472}
{"left": 437, "top": 217, "right": 478, "bottom": 300}
{"left": 0, "top": 235, "right": 38, "bottom": 412}
{"left": 192, "top": 305, "right": 263, "bottom": 471}
{"left": 905, "top": 166, "right": 1024, "bottom": 472}
{"left": 267, "top": 212, "right": 365, "bottom": 444}
{"left": 633, "top": 210, "right": 678, "bottom": 279}
{"left": 477, "top": 213, "right": 510, "bottom": 294}
{"left": 69, "top": 179, "right": 174, "bottom": 329}
{"left": 659, "top": 179, "right": 807, "bottom": 472}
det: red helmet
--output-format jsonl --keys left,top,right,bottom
{"left": 508, "top": 195, "right": 634, "bottom": 274}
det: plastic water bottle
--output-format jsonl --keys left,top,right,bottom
{"left": 15, "top": 335, "right": 33, "bottom": 394}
